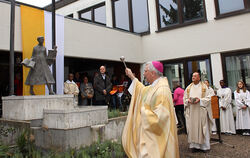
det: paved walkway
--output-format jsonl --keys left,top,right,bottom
{"left": 179, "top": 133, "right": 250, "bottom": 158}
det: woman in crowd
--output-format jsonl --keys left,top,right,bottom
{"left": 234, "top": 81, "right": 250, "bottom": 135}
{"left": 80, "top": 76, "right": 94, "bottom": 105}
{"left": 217, "top": 80, "right": 236, "bottom": 134}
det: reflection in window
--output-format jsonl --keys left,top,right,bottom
{"left": 157, "top": 0, "right": 205, "bottom": 29}
{"left": 183, "top": 0, "right": 204, "bottom": 21}
{"left": 114, "top": 0, "right": 130, "bottom": 31}
{"left": 78, "top": 3, "right": 106, "bottom": 25}
{"left": 164, "top": 63, "right": 184, "bottom": 91}
{"left": 159, "top": 0, "right": 178, "bottom": 27}
{"left": 132, "top": 0, "right": 149, "bottom": 33}
{"left": 225, "top": 54, "right": 250, "bottom": 91}
{"left": 187, "top": 59, "right": 212, "bottom": 84}
{"left": 218, "top": 0, "right": 245, "bottom": 14}
{"left": 81, "top": 11, "right": 91, "bottom": 20}
{"left": 94, "top": 5, "right": 106, "bottom": 24}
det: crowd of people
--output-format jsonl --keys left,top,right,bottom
{"left": 63, "top": 62, "right": 250, "bottom": 156}
{"left": 63, "top": 65, "right": 131, "bottom": 109}
{"left": 173, "top": 73, "right": 250, "bottom": 153}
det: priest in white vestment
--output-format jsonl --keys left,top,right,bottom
{"left": 217, "top": 80, "right": 236, "bottom": 134}
{"left": 204, "top": 80, "right": 217, "bottom": 134}
{"left": 184, "top": 72, "right": 213, "bottom": 152}
{"left": 234, "top": 81, "right": 250, "bottom": 135}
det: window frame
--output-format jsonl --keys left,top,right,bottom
{"left": 214, "top": 0, "right": 250, "bottom": 19}
{"left": 155, "top": 0, "right": 207, "bottom": 32}
{"left": 162, "top": 55, "right": 213, "bottom": 88}
{"left": 78, "top": 2, "right": 106, "bottom": 26}
{"left": 111, "top": 0, "right": 150, "bottom": 34}
{"left": 221, "top": 49, "right": 250, "bottom": 90}
{"left": 66, "top": 14, "right": 74, "bottom": 18}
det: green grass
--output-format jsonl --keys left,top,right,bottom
{"left": 108, "top": 109, "right": 128, "bottom": 119}
{"left": 0, "top": 130, "right": 127, "bottom": 158}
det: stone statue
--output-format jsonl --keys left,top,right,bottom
{"left": 23, "top": 36, "right": 56, "bottom": 95}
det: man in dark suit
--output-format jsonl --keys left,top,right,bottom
{"left": 93, "top": 66, "right": 112, "bottom": 105}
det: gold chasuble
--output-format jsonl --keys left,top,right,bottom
{"left": 122, "top": 78, "right": 179, "bottom": 158}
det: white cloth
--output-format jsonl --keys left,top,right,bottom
{"left": 187, "top": 82, "right": 211, "bottom": 150}
{"left": 234, "top": 90, "right": 250, "bottom": 130}
{"left": 189, "top": 117, "right": 210, "bottom": 150}
{"left": 217, "top": 88, "right": 236, "bottom": 134}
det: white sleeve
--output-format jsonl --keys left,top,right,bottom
{"left": 128, "top": 79, "right": 136, "bottom": 95}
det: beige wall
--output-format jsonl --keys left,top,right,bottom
{"left": 0, "top": 2, "right": 22, "bottom": 52}
{"left": 64, "top": 18, "right": 143, "bottom": 63}
{"left": 142, "top": 13, "right": 250, "bottom": 62}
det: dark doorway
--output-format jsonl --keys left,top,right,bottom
{"left": 64, "top": 57, "right": 141, "bottom": 83}
{"left": 0, "top": 51, "right": 23, "bottom": 117}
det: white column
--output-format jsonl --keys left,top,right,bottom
{"left": 106, "top": 0, "right": 113, "bottom": 27}
{"left": 73, "top": 12, "right": 79, "bottom": 19}
{"left": 211, "top": 53, "right": 223, "bottom": 89}
{"left": 204, "top": 0, "right": 216, "bottom": 21}
{"left": 147, "top": 0, "right": 158, "bottom": 33}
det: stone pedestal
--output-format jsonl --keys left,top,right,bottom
{"left": 43, "top": 106, "right": 108, "bottom": 129}
{"left": 2, "top": 95, "right": 76, "bottom": 121}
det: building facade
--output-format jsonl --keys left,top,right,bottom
{"left": 0, "top": 0, "right": 250, "bottom": 93}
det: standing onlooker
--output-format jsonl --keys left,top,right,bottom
{"left": 173, "top": 82, "right": 186, "bottom": 132}
{"left": 184, "top": 72, "right": 213, "bottom": 152}
{"left": 74, "top": 72, "right": 81, "bottom": 88}
{"left": 234, "top": 81, "right": 250, "bottom": 135}
{"left": 204, "top": 80, "right": 217, "bottom": 134}
{"left": 64, "top": 73, "right": 79, "bottom": 103}
{"left": 93, "top": 66, "right": 112, "bottom": 105}
{"left": 110, "top": 75, "right": 119, "bottom": 109}
{"left": 217, "top": 80, "right": 236, "bottom": 134}
{"left": 80, "top": 76, "right": 94, "bottom": 105}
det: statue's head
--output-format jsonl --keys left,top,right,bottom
{"left": 37, "top": 36, "right": 44, "bottom": 45}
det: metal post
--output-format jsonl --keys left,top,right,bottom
{"left": 9, "top": 0, "right": 15, "bottom": 96}
{"left": 52, "top": 0, "right": 57, "bottom": 93}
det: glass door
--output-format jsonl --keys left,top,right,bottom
{"left": 187, "top": 59, "right": 212, "bottom": 84}
{"left": 164, "top": 63, "right": 184, "bottom": 92}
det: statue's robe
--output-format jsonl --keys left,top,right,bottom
{"left": 122, "top": 77, "right": 179, "bottom": 158}
{"left": 25, "top": 45, "right": 55, "bottom": 85}
{"left": 217, "top": 88, "right": 236, "bottom": 134}
{"left": 184, "top": 82, "right": 213, "bottom": 150}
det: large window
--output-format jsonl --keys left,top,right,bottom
{"left": 156, "top": 0, "right": 206, "bottom": 30}
{"left": 222, "top": 51, "right": 250, "bottom": 91}
{"left": 164, "top": 63, "right": 185, "bottom": 91}
{"left": 187, "top": 59, "right": 212, "bottom": 84}
{"left": 163, "top": 55, "right": 212, "bottom": 91}
{"left": 112, "top": 0, "right": 150, "bottom": 34}
{"left": 78, "top": 3, "right": 106, "bottom": 25}
{"left": 214, "top": 0, "right": 250, "bottom": 17}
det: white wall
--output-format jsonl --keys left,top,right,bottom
{"left": 64, "top": 18, "right": 143, "bottom": 63}
{"left": 142, "top": 13, "right": 250, "bottom": 62}
{"left": 0, "top": 2, "right": 22, "bottom": 52}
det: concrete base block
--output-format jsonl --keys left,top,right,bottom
{"left": 2, "top": 95, "right": 76, "bottom": 120}
{"left": 104, "top": 116, "right": 126, "bottom": 141}
{"left": 33, "top": 126, "right": 93, "bottom": 151}
{"left": 0, "top": 119, "right": 30, "bottom": 145}
{"left": 43, "top": 106, "right": 108, "bottom": 129}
